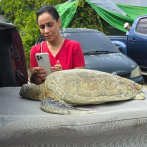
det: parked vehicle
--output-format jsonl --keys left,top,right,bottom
{"left": 107, "top": 15, "right": 147, "bottom": 74}
{"left": 0, "top": 21, "right": 28, "bottom": 87}
{"left": 36, "top": 28, "right": 144, "bottom": 84}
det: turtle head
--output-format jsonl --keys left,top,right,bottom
{"left": 19, "top": 84, "right": 30, "bottom": 99}
{"left": 20, "top": 83, "right": 44, "bottom": 100}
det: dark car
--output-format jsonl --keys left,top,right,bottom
{"left": 36, "top": 28, "right": 144, "bottom": 84}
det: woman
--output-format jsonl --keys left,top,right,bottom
{"left": 30, "top": 5, "right": 85, "bottom": 85}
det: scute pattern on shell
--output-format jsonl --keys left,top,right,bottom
{"left": 42, "top": 69, "right": 143, "bottom": 105}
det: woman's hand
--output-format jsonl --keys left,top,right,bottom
{"left": 33, "top": 67, "right": 47, "bottom": 80}
{"left": 30, "top": 67, "right": 47, "bottom": 85}
{"left": 51, "top": 60, "right": 62, "bottom": 72}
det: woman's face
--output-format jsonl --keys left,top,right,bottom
{"left": 38, "top": 12, "right": 61, "bottom": 42}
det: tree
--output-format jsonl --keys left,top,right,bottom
{"left": 69, "top": 0, "right": 109, "bottom": 34}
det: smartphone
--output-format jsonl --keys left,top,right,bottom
{"left": 35, "top": 53, "right": 51, "bottom": 75}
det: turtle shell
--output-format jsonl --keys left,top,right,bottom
{"left": 44, "top": 69, "right": 143, "bottom": 105}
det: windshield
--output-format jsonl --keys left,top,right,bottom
{"left": 36, "top": 30, "right": 119, "bottom": 53}
{"left": 62, "top": 31, "right": 119, "bottom": 53}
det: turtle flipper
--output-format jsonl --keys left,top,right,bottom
{"left": 40, "top": 98, "right": 96, "bottom": 115}
{"left": 132, "top": 92, "right": 145, "bottom": 100}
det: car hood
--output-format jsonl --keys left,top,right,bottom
{"left": 84, "top": 53, "right": 136, "bottom": 76}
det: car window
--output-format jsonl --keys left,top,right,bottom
{"left": 136, "top": 17, "right": 147, "bottom": 34}
{"left": 36, "top": 30, "right": 119, "bottom": 53}
{"left": 62, "top": 31, "right": 119, "bottom": 53}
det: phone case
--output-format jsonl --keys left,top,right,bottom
{"left": 35, "top": 53, "right": 51, "bottom": 75}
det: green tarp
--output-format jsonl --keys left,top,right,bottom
{"left": 56, "top": 1, "right": 79, "bottom": 29}
{"left": 117, "top": 4, "right": 147, "bottom": 20}
{"left": 56, "top": 0, "right": 147, "bottom": 32}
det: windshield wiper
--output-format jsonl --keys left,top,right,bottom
{"left": 83, "top": 50, "right": 116, "bottom": 55}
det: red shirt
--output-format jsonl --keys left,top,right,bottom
{"left": 30, "top": 39, "right": 85, "bottom": 69}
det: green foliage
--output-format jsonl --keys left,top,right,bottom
{"left": 69, "top": 0, "right": 109, "bottom": 34}
{"left": 0, "top": 0, "right": 109, "bottom": 69}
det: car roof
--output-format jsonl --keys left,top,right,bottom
{"left": 61, "top": 28, "right": 101, "bottom": 33}
{"left": 0, "top": 21, "right": 16, "bottom": 30}
{"left": 136, "top": 15, "right": 147, "bottom": 19}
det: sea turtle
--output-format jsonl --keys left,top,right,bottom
{"left": 20, "top": 69, "right": 145, "bottom": 115}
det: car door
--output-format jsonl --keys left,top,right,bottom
{"left": 128, "top": 17, "right": 147, "bottom": 68}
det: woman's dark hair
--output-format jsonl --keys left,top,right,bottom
{"left": 36, "top": 5, "right": 60, "bottom": 22}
